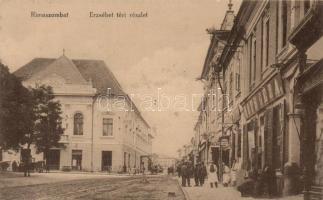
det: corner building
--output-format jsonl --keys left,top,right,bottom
{"left": 12, "top": 55, "right": 153, "bottom": 172}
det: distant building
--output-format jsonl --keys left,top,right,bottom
{"left": 1, "top": 54, "right": 153, "bottom": 172}
{"left": 154, "top": 155, "right": 176, "bottom": 170}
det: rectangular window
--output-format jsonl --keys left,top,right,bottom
{"left": 282, "top": 0, "right": 288, "bottom": 48}
{"left": 265, "top": 20, "right": 270, "bottom": 66}
{"left": 229, "top": 72, "right": 233, "bottom": 103}
{"left": 262, "top": 11, "right": 270, "bottom": 70}
{"left": 235, "top": 73, "right": 240, "bottom": 92}
{"left": 253, "top": 39, "right": 257, "bottom": 82}
{"left": 249, "top": 37, "right": 253, "bottom": 89}
{"left": 103, "top": 118, "right": 113, "bottom": 136}
{"left": 237, "top": 56, "right": 241, "bottom": 92}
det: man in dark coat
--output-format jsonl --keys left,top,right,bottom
{"left": 177, "top": 164, "right": 182, "bottom": 178}
{"left": 181, "top": 163, "right": 187, "bottom": 187}
{"left": 199, "top": 162, "right": 207, "bottom": 186}
{"left": 194, "top": 163, "right": 200, "bottom": 186}
{"left": 186, "top": 162, "right": 193, "bottom": 187}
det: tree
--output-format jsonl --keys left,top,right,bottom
{"left": 30, "top": 85, "right": 64, "bottom": 162}
{"left": 0, "top": 62, "right": 34, "bottom": 151}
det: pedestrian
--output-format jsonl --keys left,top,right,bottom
{"left": 194, "top": 163, "right": 200, "bottom": 186}
{"left": 177, "top": 163, "right": 182, "bottom": 178}
{"left": 181, "top": 162, "right": 187, "bottom": 187}
{"left": 231, "top": 159, "right": 238, "bottom": 186}
{"left": 186, "top": 161, "right": 192, "bottom": 187}
{"left": 199, "top": 162, "right": 207, "bottom": 186}
{"left": 207, "top": 162, "right": 219, "bottom": 188}
{"left": 222, "top": 163, "right": 231, "bottom": 187}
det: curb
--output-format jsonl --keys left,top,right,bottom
{"left": 174, "top": 177, "right": 191, "bottom": 200}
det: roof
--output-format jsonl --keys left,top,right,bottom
{"left": 15, "top": 57, "right": 124, "bottom": 95}
{"left": 14, "top": 56, "right": 150, "bottom": 128}
{"left": 72, "top": 59, "right": 125, "bottom": 95}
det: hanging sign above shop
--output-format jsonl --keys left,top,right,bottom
{"left": 242, "top": 74, "right": 284, "bottom": 120}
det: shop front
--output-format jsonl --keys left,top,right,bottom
{"left": 241, "top": 73, "right": 286, "bottom": 196}
{"left": 297, "top": 59, "right": 323, "bottom": 200}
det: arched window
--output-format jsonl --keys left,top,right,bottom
{"left": 74, "top": 113, "right": 83, "bottom": 135}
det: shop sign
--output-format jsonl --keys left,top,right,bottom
{"left": 242, "top": 74, "right": 284, "bottom": 119}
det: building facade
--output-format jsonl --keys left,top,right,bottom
{"left": 2, "top": 55, "right": 153, "bottom": 172}
{"left": 196, "top": 0, "right": 323, "bottom": 198}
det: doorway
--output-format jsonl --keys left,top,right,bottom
{"left": 46, "top": 149, "right": 60, "bottom": 170}
{"left": 102, "top": 151, "right": 112, "bottom": 171}
{"left": 71, "top": 150, "right": 82, "bottom": 170}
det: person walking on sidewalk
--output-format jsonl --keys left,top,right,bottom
{"left": 194, "top": 162, "right": 200, "bottom": 186}
{"left": 200, "top": 162, "right": 207, "bottom": 186}
{"left": 207, "top": 162, "right": 219, "bottom": 188}
{"left": 186, "top": 161, "right": 193, "bottom": 187}
{"left": 181, "top": 162, "right": 188, "bottom": 187}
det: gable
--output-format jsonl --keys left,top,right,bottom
{"left": 31, "top": 55, "right": 88, "bottom": 85}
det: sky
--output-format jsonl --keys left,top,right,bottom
{"left": 0, "top": 0, "right": 241, "bottom": 157}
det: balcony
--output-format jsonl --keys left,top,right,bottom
{"left": 289, "top": 1, "right": 323, "bottom": 50}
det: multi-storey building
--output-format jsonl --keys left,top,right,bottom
{"left": 197, "top": 3, "right": 235, "bottom": 169}
{"left": 205, "top": 1, "right": 323, "bottom": 198}
{"left": 199, "top": 0, "right": 323, "bottom": 198}
{"left": 1, "top": 54, "right": 153, "bottom": 172}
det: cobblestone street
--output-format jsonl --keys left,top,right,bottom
{"left": 0, "top": 173, "right": 184, "bottom": 200}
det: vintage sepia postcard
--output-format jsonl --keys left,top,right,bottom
{"left": 0, "top": 0, "right": 322, "bottom": 199}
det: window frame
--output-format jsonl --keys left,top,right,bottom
{"left": 73, "top": 112, "right": 84, "bottom": 135}
{"left": 262, "top": 8, "right": 270, "bottom": 71}
{"left": 102, "top": 118, "right": 113, "bottom": 137}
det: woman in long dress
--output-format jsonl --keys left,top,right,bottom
{"left": 207, "top": 162, "right": 218, "bottom": 188}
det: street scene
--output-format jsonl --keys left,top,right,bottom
{"left": 0, "top": 0, "right": 323, "bottom": 199}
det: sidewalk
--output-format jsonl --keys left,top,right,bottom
{"left": 175, "top": 178, "right": 303, "bottom": 200}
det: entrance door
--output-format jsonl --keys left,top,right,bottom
{"left": 72, "top": 150, "right": 82, "bottom": 170}
{"left": 101, "top": 151, "right": 112, "bottom": 171}
{"left": 46, "top": 150, "right": 60, "bottom": 170}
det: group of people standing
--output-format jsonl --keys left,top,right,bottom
{"left": 177, "top": 161, "right": 233, "bottom": 188}
{"left": 177, "top": 161, "right": 235, "bottom": 188}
